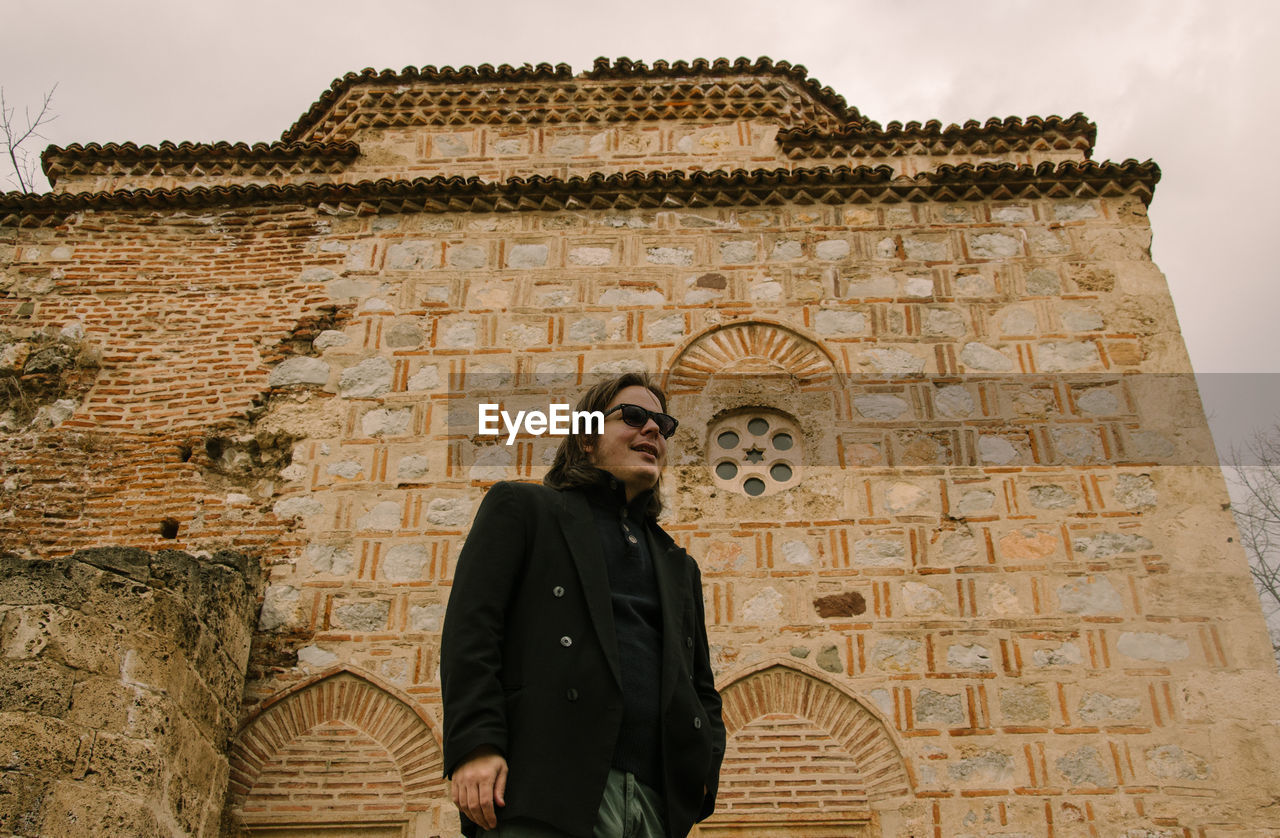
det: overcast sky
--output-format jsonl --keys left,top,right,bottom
{"left": 3, "top": 0, "right": 1277, "bottom": 453}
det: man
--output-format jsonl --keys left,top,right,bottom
{"left": 441, "top": 372, "right": 725, "bottom": 838}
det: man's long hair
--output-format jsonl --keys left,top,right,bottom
{"left": 544, "top": 372, "right": 668, "bottom": 518}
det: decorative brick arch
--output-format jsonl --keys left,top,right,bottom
{"left": 227, "top": 667, "right": 445, "bottom": 827}
{"left": 707, "top": 661, "right": 911, "bottom": 831}
{"left": 664, "top": 320, "right": 838, "bottom": 393}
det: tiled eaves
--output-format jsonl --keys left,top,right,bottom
{"left": 778, "top": 114, "right": 1098, "bottom": 159}
{"left": 280, "top": 56, "right": 860, "bottom": 143}
{"left": 0, "top": 160, "right": 1160, "bottom": 227}
{"left": 41, "top": 141, "right": 360, "bottom": 187}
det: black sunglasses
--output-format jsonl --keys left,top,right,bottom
{"left": 601, "top": 404, "right": 679, "bottom": 439}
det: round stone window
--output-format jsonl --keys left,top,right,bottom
{"left": 709, "top": 411, "right": 802, "bottom": 497}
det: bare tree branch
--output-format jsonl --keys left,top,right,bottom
{"left": 1230, "top": 421, "right": 1280, "bottom": 669}
{"left": 1, "top": 84, "right": 58, "bottom": 193}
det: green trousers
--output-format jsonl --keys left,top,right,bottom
{"left": 480, "top": 769, "right": 667, "bottom": 838}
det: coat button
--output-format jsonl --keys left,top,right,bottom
{"left": 566, "top": 688, "right": 579, "bottom": 701}
{"left": 553, "top": 586, "right": 565, "bottom": 597}
{"left": 686, "top": 636, "right": 694, "bottom": 648}
{"left": 560, "top": 636, "right": 573, "bottom": 647}
{"left": 693, "top": 717, "right": 702, "bottom": 729}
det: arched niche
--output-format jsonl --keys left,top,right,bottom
{"left": 662, "top": 321, "right": 845, "bottom": 504}
{"left": 695, "top": 662, "right": 911, "bottom": 837}
{"left": 664, "top": 320, "right": 840, "bottom": 394}
{"left": 227, "top": 667, "right": 446, "bottom": 834}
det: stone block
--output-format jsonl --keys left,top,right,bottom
{"left": 815, "top": 645, "right": 842, "bottom": 673}
{"left": 902, "top": 582, "right": 948, "bottom": 616}
{"left": 507, "top": 243, "right": 548, "bottom": 268}
{"left": 0, "top": 658, "right": 74, "bottom": 717}
{"left": 1057, "top": 576, "right": 1124, "bottom": 614}
{"left": 863, "top": 347, "right": 925, "bottom": 374}
{"left": 38, "top": 782, "right": 169, "bottom": 838}
{"left": 386, "top": 240, "right": 441, "bottom": 270}
{"left": 903, "top": 235, "right": 948, "bottom": 261}
{"left": 719, "top": 240, "right": 756, "bottom": 264}
{"left": 598, "top": 287, "right": 664, "bottom": 306}
{"left": 447, "top": 244, "right": 487, "bottom": 269}
{"left": 1001, "top": 307, "right": 1038, "bottom": 335}
{"left": 959, "top": 342, "right": 1014, "bottom": 372}
{"left": 360, "top": 407, "right": 412, "bottom": 438}
{"left": 381, "top": 543, "right": 430, "bottom": 582}
{"left": 947, "top": 643, "right": 991, "bottom": 671}
{"left": 923, "top": 307, "right": 966, "bottom": 337}
{"left": 257, "top": 584, "right": 300, "bottom": 631}
{"left": 0, "top": 768, "right": 48, "bottom": 837}
{"left": 1056, "top": 745, "right": 1111, "bottom": 787}
{"left": 815, "top": 239, "right": 850, "bottom": 261}
{"left": 408, "top": 603, "right": 446, "bottom": 632}
{"left": 769, "top": 240, "right": 802, "bottom": 261}
{"left": 854, "top": 394, "right": 909, "bottom": 420}
{"left": 814, "top": 309, "right": 867, "bottom": 337}
{"left": 425, "top": 497, "right": 471, "bottom": 527}
{"left": 1000, "top": 684, "right": 1050, "bottom": 723}
{"left": 385, "top": 319, "right": 425, "bottom": 348}
{"left": 740, "top": 587, "right": 784, "bottom": 623}
{"left": 272, "top": 495, "right": 324, "bottom": 520}
{"left": 338, "top": 356, "right": 393, "bottom": 399}
{"left": 1115, "top": 473, "right": 1157, "bottom": 509}
{"left": 396, "top": 454, "right": 431, "bottom": 483}
{"left": 297, "top": 643, "right": 338, "bottom": 669}
{"left": 267, "top": 356, "right": 329, "bottom": 388}
{"left": 1144, "top": 744, "right": 1209, "bottom": 781}
{"left": 332, "top": 599, "right": 390, "bottom": 632}
{"left": 1037, "top": 340, "right": 1101, "bottom": 371}
{"left": 855, "top": 537, "right": 907, "bottom": 568}
{"left": 0, "top": 711, "right": 81, "bottom": 775}
{"left": 1077, "top": 691, "right": 1140, "bottom": 722}
{"left": 83, "top": 732, "right": 161, "bottom": 794}
{"left": 916, "top": 689, "right": 964, "bottom": 725}
{"left": 645, "top": 246, "right": 693, "bottom": 266}
{"left": 1116, "top": 631, "right": 1189, "bottom": 662}
{"left": 948, "top": 748, "right": 1014, "bottom": 783}
{"left": 0, "top": 557, "right": 87, "bottom": 608}
{"left": 440, "top": 319, "right": 478, "bottom": 348}
{"left": 871, "top": 636, "right": 919, "bottom": 672}
{"left": 969, "top": 232, "right": 1021, "bottom": 259}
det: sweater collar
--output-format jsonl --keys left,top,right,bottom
{"left": 580, "top": 467, "right": 654, "bottom": 518}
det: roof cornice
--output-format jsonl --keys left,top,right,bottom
{"left": 40, "top": 141, "right": 360, "bottom": 187}
{"left": 1, "top": 161, "right": 1160, "bottom": 227}
{"left": 779, "top": 113, "right": 1097, "bottom": 158}
{"left": 280, "top": 56, "right": 860, "bottom": 143}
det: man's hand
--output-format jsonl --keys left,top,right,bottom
{"left": 451, "top": 745, "right": 508, "bottom": 830}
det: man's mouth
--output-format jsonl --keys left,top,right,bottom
{"left": 632, "top": 443, "right": 659, "bottom": 458}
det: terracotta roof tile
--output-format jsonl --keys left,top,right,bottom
{"left": 0, "top": 160, "right": 1160, "bottom": 226}
{"left": 778, "top": 113, "right": 1098, "bottom": 158}
{"left": 280, "top": 56, "right": 860, "bottom": 143}
{"left": 40, "top": 141, "right": 359, "bottom": 186}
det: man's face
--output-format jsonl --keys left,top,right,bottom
{"left": 585, "top": 385, "right": 668, "bottom": 501}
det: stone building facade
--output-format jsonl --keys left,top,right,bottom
{"left": 2, "top": 57, "right": 1279, "bottom": 837}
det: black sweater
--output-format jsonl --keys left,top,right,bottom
{"left": 581, "top": 472, "right": 664, "bottom": 793}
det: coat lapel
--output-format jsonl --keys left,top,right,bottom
{"left": 648, "top": 526, "right": 689, "bottom": 711}
{"left": 556, "top": 490, "right": 623, "bottom": 690}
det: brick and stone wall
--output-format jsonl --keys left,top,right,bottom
{"left": 3, "top": 59, "right": 1279, "bottom": 837}
{"left": 0, "top": 547, "right": 261, "bottom": 837}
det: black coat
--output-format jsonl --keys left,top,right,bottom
{"left": 440, "top": 480, "right": 725, "bottom": 838}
